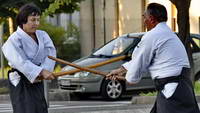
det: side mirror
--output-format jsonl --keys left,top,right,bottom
{"left": 92, "top": 48, "right": 97, "bottom": 53}
{"left": 123, "top": 50, "right": 133, "bottom": 61}
{"left": 127, "top": 50, "right": 133, "bottom": 57}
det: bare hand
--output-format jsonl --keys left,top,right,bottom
{"left": 40, "top": 69, "right": 55, "bottom": 80}
{"left": 106, "top": 67, "right": 127, "bottom": 80}
{"left": 106, "top": 69, "right": 120, "bottom": 80}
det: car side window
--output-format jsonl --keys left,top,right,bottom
{"left": 93, "top": 36, "right": 134, "bottom": 56}
{"left": 191, "top": 36, "right": 200, "bottom": 53}
{"left": 124, "top": 38, "right": 142, "bottom": 61}
{"left": 112, "top": 37, "right": 133, "bottom": 55}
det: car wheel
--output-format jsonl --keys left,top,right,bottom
{"left": 101, "top": 79, "right": 125, "bottom": 100}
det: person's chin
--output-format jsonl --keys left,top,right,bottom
{"left": 31, "top": 29, "right": 37, "bottom": 33}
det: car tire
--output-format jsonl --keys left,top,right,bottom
{"left": 101, "top": 79, "right": 125, "bottom": 100}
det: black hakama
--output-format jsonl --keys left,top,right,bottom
{"left": 8, "top": 69, "right": 48, "bottom": 113}
{"left": 150, "top": 68, "right": 200, "bottom": 113}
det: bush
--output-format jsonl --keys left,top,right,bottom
{"left": 39, "top": 19, "right": 81, "bottom": 63}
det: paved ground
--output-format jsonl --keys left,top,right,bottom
{"left": 1, "top": 90, "right": 200, "bottom": 113}
{"left": 0, "top": 101, "right": 152, "bottom": 113}
{"left": 1, "top": 100, "right": 200, "bottom": 113}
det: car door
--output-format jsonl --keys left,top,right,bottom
{"left": 190, "top": 34, "right": 200, "bottom": 80}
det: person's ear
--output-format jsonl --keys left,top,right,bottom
{"left": 149, "top": 16, "right": 156, "bottom": 24}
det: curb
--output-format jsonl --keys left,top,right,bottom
{"left": 131, "top": 95, "right": 200, "bottom": 104}
{"left": 48, "top": 89, "right": 70, "bottom": 101}
{"left": 131, "top": 96, "right": 156, "bottom": 104}
{"left": 1, "top": 92, "right": 200, "bottom": 104}
{"left": 0, "top": 89, "right": 71, "bottom": 102}
{"left": 0, "top": 94, "right": 10, "bottom": 101}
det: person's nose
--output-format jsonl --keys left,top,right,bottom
{"left": 35, "top": 20, "right": 40, "bottom": 25}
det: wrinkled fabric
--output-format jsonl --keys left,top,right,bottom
{"left": 123, "top": 22, "right": 189, "bottom": 83}
{"left": 150, "top": 68, "right": 200, "bottom": 113}
{"left": 2, "top": 26, "right": 56, "bottom": 83}
{"left": 2, "top": 26, "right": 56, "bottom": 113}
{"left": 8, "top": 69, "right": 48, "bottom": 113}
{"left": 123, "top": 22, "right": 189, "bottom": 97}
{"left": 150, "top": 74, "right": 200, "bottom": 113}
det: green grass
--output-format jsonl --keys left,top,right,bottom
{"left": 0, "top": 67, "right": 10, "bottom": 79}
{"left": 0, "top": 87, "right": 9, "bottom": 94}
{"left": 194, "top": 81, "right": 200, "bottom": 95}
{"left": 139, "top": 91, "right": 157, "bottom": 96}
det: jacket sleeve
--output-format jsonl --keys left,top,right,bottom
{"left": 122, "top": 35, "right": 156, "bottom": 84}
{"left": 40, "top": 31, "right": 56, "bottom": 72}
{"left": 2, "top": 37, "right": 42, "bottom": 83}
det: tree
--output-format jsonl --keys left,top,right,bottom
{"left": 169, "top": 0, "right": 194, "bottom": 81}
{"left": 0, "top": 0, "right": 83, "bottom": 19}
{"left": 0, "top": 0, "right": 83, "bottom": 31}
{"left": 42, "top": 0, "right": 84, "bottom": 16}
{"left": 0, "top": 0, "right": 83, "bottom": 67}
{"left": 38, "top": 19, "right": 80, "bottom": 62}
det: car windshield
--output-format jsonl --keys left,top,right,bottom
{"left": 92, "top": 36, "right": 135, "bottom": 56}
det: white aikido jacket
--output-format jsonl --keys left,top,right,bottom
{"left": 123, "top": 22, "right": 190, "bottom": 98}
{"left": 2, "top": 27, "right": 56, "bottom": 84}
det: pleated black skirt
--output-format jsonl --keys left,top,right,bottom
{"left": 8, "top": 69, "right": 48, "bottom": 113}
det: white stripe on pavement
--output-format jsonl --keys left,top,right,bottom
{"left": 0, "top": 101, "right": 131, "bottom": 112}
{"left": 0, "top": 110, "right": 12, "bottom": 113}
{"left": 0, "top": 104, "right": 12, "bottom": 113}
{"left": 49, "top": 104, "right": 126, "bottom": 110}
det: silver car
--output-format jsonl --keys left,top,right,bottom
{"left": 58, "top": 32, "right": 200, "bottom": 100}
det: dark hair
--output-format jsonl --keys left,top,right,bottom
{"left": 147, "top": 3, "right": 168, "bottom": 22}
{"left": 16, "top": 3, "right": 41, "bottom": 27}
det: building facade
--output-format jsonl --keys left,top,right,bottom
{"left": 79, "top": 0, "right": 200, "bottom": 56}
{"left": 46, "top": 0, "right": 200, "bottom": 57}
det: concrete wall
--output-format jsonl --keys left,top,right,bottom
{"left": 80, "top": 0, "right": 144, "bottom": 56}
{"left": 80, "top": 0, "right": 118, "bottom": 56}
{"left": 46, "top": 12, "right": 80, "bottom": 30}
{"left": 190, "top": 0, "right": 200, "bottom": 34}
{"left": 147, "top": 0, "right": 173, "bottom": 29}
{"left": 148, "top": 0, "right": 200, "bottom": 34}
{"left": 80, "top": 0, "right": 94, "bottom": 56}
{"left": 118, "top": 0, "right": 144, "bottom": 34}
{"left": 104, "top": 0, "right": 118, "bottom": 42}
{"left": 93, "top": 0, "right": 118, "bottom": 48}
{"left": 93, "top": 0, "right": 105, "bottom": 49}
{"left": 79, "top": 0, "right": 200, "bottom": 56}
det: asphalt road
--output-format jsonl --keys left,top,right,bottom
{"left": 0, "top": 100, "right": 153, "bottom": 113}
{"left": 2, "top": 99, "right": 200, "bottom": 113}
{"left": 1, "top": 94, "right": 200, "bottom": 113}
{"left": 49, "top": 101, "right": 152, "bottom": 113}
{"left": 0, "top": 91, "right": 151, "bottom": 113}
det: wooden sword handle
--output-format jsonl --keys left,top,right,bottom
{"left": 53, "top": 55, "right": 126, "bottom": 76}
{"left": 48, "top": 56, "right": 126, "bottom": 81}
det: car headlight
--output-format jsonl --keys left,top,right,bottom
{"left": 74, "top": 71, "right": 90, "bottom": 78}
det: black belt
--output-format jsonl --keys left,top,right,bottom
{"left": 154, "top": 67, "right": 189, "bottom": 91}
{"left": 9, "top": 68, "right": 42, "bottom": 84}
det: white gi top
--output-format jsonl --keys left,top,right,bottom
{"left": 123, "top": 22, "right": 190, "bottom": 98}
{"left": 2, "top": 27, "right": 56, "bottom": 83}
